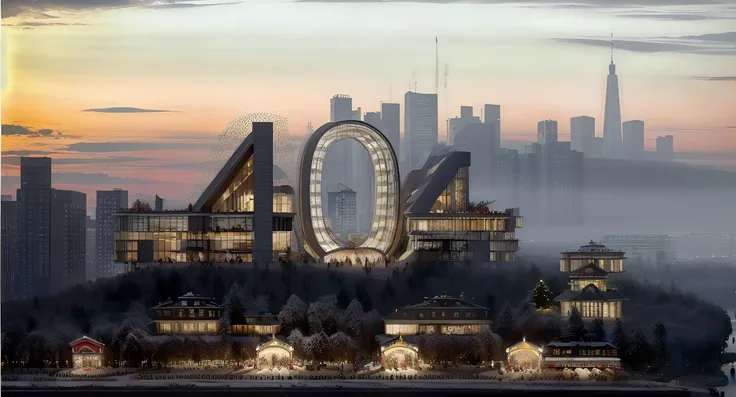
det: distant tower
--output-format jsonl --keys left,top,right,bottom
{"left": 435, "top": 36, "right": 439, "bottom": 94}
{"left": 602, "top": 33, "right": 622, "bottom": 159}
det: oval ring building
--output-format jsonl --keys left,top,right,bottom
{"left": 297, "top": 121, "right": 402, "bottom": 262}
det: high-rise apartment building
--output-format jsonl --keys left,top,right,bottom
{"left": 484, "top": 104, "right": 501, "bottom": 154}
{"left": 96, "top": 189, "right": 128, "bottom": 279}
{"left": 656, "top": 135, "right": 674, "bottom": 161}
{"left": 519, "top": 141, "right": 583, "bottom": 226}
{"left": 51, "top": 189, "right": 87, "bottom": 294}
{"left": 571, "top": 116, "right": 595, "bottom": 156}
{"left": 622, "top": 120, "right": 645, "bottom": 160}
{"left": 1, "top": 198, "right": 18, "bottom": 302}
{"left": 324, "top": 95, "right": 356, "bottom": 207}
{"left": 405, "top": 91, "right": 438, "bottom": 171}
{"left": 16, "top": 157, "right": 52, "bottom": 299}
{"left": 327, "top": 185, "right": 357, "bottom": 241}
{"left": 537, "top": 120, "right": 558, "bottom": 146}
{"left": 603, "top": 55, "right": 622, "bottom": 158}
{"left": 364, "top": 111, "right": 382, "bottom": 129}
{"left": 381, "top": 102, "right": 401, "bottom": 160}
{"left": 447, "top": 106, "right": 480, "bottom": 146}
{"left": 330, "top": 94, "right": 353, "bottom": 122}
{"left": 16, "top": 157, "right": 86, "bottom": 298}
{"left": 86, "top": 216, "right": 96, "bottom": 282}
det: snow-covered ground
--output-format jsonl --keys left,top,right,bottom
{"left": 256, "top": 368, "right": 292, "bottom": 376}
{"left": 0, "top": 378, "right": 708, "bottom": 394}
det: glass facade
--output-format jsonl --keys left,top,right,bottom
{"left": 405, "top": 212, "right": 520, "bottom": 264}
{"left": 570, "top": 278, "right": 607, "bottom": 291}
{"left": 560, "top": 257, "right": 624, "bottom": 273}
{"left": 560, "top": 301, "right": 621, "bottom": 319}
{"left": 114, "top": 211, "right": 292, "bottom": 264}
{"left": 212, "top": 155, "right": 255, "bottom": 213}
{"left": 407, "top": 217, "right": 506, "bottom": 233}
{"left": 430, "top": 167, "right": 468, "bottom": 213}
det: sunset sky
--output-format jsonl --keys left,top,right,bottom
{"left": 2, "top": 0, "right": 735, "bottom": 211}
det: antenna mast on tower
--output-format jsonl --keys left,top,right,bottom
{"left": 435, "top": 36, "right": 439, "bottom": 94}
{"left": 444, "top": 63, "right": 449, "bottom": 138}
{"left": 610, "top": 31, "right": 614, "bottom": 64}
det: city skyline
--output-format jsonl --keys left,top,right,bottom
{"left": 2, "top": 0, "right": 736, "bottom": 208}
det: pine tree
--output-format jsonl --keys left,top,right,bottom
{"left": 591, "top": 318, "right": 606, "bottom": 342}
{"left": 495, "top": 302, "right": 515, "bottom": 342}
{"left": 532, "top": 280, "right": 554, "bottom": 310}
{"left": 611, "top": 319, "right": 628, "bottom": 359}
{"left": 654, "top": 321, "right": 668, "bottom": 367}
{"left": 565, "top": 307, "right": 585, "bottom": 341}
{"left": 630, "top": 328, "right": 652, "bottom": 370}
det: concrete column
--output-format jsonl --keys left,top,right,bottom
{"left": 252, "top": 122, "right": 274, "bottom": 265}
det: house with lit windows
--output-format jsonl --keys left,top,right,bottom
{"left": 542, "top": 340, "right": 621, "bottom": 369}
{"left": 554, "top": 242, "right": 628, "bottom": 320}
{"left": 383, "top": 293, "right": 491, "bottom": 336}
{"left": 150, "top": 292, "right": 223, "bottom": 335}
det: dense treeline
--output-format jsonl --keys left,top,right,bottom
{"left": 0, "top": 260, "right": 731, "bottom": 375}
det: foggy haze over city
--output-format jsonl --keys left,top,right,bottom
{"left": 3, "top": 0, "right": 736, "bottom": 257}
{"left": 3, "top": 1, "right": 736, "bottom": 395}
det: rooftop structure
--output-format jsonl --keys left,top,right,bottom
{"left": 560, "top": 240, "right": 625, "bottom": 273}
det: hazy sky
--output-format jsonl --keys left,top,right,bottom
{"left": 2, "top": 0, "right": 736, "bottom": 209}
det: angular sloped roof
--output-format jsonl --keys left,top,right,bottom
{"left": 554, "top": 284, "right": 627, "bottom": 302}
{"left": 194, "top": 129, "right": 257, "bottom": 212}
{"left": 570, "top": 263, "right": 609, "bottom": 278}
{"left": 402, "top": 151, "right": 471, "bottom": 215}
{"left": 69, "top": 335, "right": 105, "bottom": 347}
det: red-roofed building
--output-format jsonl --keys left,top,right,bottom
{"left": 70, "top": 335, "right": 105, "bottom": 368}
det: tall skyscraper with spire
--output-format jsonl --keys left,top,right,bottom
{"left": 602, "top": 34, "right": 622, "bottom": 159}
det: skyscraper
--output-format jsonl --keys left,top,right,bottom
{"left": 50, "top": 189, "right": 87, "bottom": 294}
{"left": 570, "top": 116, "right": 595, "bottom": 156}
{"left": 484, "top": 104, "right": 501, "bottom": 154}
{"left": 447, "top": 106, "right": 480, "bottom": 146}
{"left": 405, "top": 91, "right": 438, "bottom": 171}
{"left": 16, "top": 157, "right": 86, "bottom": 297}
{"left": 96, "top": 189, "right": 128, "bottom": 279}
{"left": 16, "top": 157, "right": 52, "bottom": 299}
{"left": 603, "top": 44, "right": 622, "bottom": 158}
{"left": 327, "top": 185, "right": 357, "bottom": 241}
{"left": 86, "top": 216, "right": 96, "bottom": 282}
{"left": 1, "top": 198, "right": 18, "bottom": 302}
{"left": 355, "top": 111, "right": 381, "bottom": 233}
{"left": 330, "top": 95, "right": 353, "bottom": 122}
{"left": 622, "top": 120, "right": 645, "bottom": 160}
{"left": 364, "top": 111, "right": 381, "bottom": 129}
{"left": 324, "top": 95, "right": 355, "bottom": 214}
{"left": 381, "top": 102, "right": 401, "bottom": 160}
{"left": 460, "top": 106, "right": 473, "bottom": 120}
{"left": 656, "top": 135, "right": 674, "bottom": 161}
{"left": 537, "top": 120, "right": 558, "bottom": 146}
